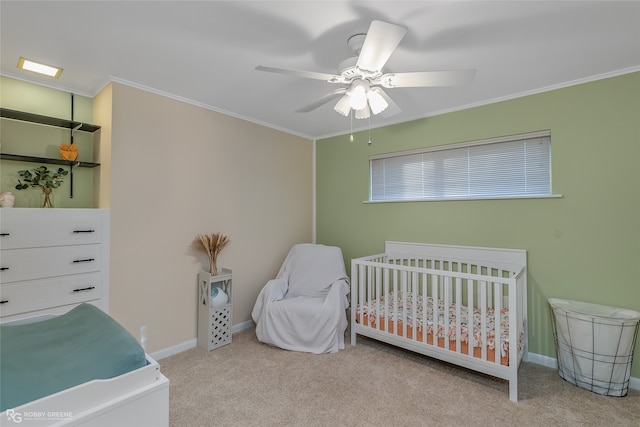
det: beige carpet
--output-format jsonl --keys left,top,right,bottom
{"left": 160, "top": 328, "right": 639, "bottom": 427}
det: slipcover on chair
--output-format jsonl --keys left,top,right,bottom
{"left": 251, "top": 243, "right": 350, "bottom": 354}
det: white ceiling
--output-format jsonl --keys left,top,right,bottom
{"left": 1, "top": 1, "right": 639, "bottom": 140}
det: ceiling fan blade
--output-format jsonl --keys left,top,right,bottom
{"left": 356, "top": 21, "right": 408, "bottom": 74}
{"left": 370, "top": 87, "right": 401, "bottom": 117}
{"left": 295, "top": 89, "right": 347, "bottom": 113}
{"left": 255, "top": 65, "right": 339, "bottom": 82}
{"left": 381, "top": 70, "right": 477, "bottom": 88}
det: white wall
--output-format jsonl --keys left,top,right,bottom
{"left": 99, "top": 82, "right": 313, "bottom": 352}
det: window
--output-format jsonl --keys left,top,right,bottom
{"left": 370, "top": 131, "right": 552, "bottom": 201}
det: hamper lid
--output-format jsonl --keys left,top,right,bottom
{"left": 549, "top": 298, "right": 640, "bottom": 322}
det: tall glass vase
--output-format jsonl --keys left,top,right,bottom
{"left": 41, "top": 188, "right": 54, "bottom": 208}
{"left": 209, "top": 258, "right": 219, "bottom": 276}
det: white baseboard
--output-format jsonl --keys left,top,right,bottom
{"left": 152, "top": 320, "right": 255, "bottom": 360}
{"left": 232, "top": 319, "right": 254, "bottom": 333}
{"left": 526, "top": 351, "right": 639, "bottom": 391}
{"left": 151, "top": 338, "right": 197, "bottom": 360}
{"left": 151, "top": 334, "right": 639, "bottom": 392}
{"left": 526, "top": 351, "right": 557, "bottom": 369}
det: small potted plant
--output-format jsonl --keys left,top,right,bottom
{"left": 15, "top": 165, "right": 69, "bottom": 208}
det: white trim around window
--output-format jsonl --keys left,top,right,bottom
{"left": 369, "top": 130, "right": 562, "bottom": 202}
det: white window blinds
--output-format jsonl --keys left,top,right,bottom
{"left": 370, "top": 131, "right": 551, "bottom": 201}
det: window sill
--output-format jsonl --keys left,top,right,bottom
{"left": 363, "top": 194, "right": 564, "bottom": 204}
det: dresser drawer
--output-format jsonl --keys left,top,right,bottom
{"left": 0, "top": 273, "right": 102, "bottom": 317}
{"left": 0, "top": 245, "right": 102, "bottom": 283}
{"left": 0, "top": 208, "right": 104, "bottom": 249}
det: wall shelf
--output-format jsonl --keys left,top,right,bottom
{"left": 0, "top": 108, "right": 101, "bottom": 133}
{"left": 1, "top": 106, "right": 102, "bottom": 199}
{"left": 0, "top": 153, "right": 100, "bottom": 168}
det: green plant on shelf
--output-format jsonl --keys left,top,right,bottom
{"left": 15, "top": 165, "right": 69, "bottom": 208}
{"left": 15, "top": 165, "right": 68, "bottom": 190}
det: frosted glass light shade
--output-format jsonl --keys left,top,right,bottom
{"left": 355, "top": 104, "right": 371, "bottom": 119}
{"left": 348, "top": 79, "right": 370, "bottom": 111}
{"left": 334, "top": 94, "right": 352, "bottom": 116}
{"left": 349, "top": 87, "right": 367, "bottom": 110}
{"left": 367, "top": 89, "right": 388, "bottom": 114}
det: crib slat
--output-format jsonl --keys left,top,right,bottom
{"left": 401, "top": 269, "right": 407, "bottom": 339}
{"left": 480, "top": 280, "right": 487, "bottom": 361}
{"left": 375, "top": 265, "right": 381, "bottom": 333}
{"left": 351, "top": 259, "right": 357, "bottom": 346}
{"left": 358, "top": 263, "right": 365, "bottom": 326}
{"left": 367, "top": 264, "right": 372, "bottom": 329}
{"left": 455, "top": 277, "right": 462, "bottom": 353}
{"left": 487, "top": 272, "right": 494, "bottom": 309}
{"left": 495, "top": 281, "right": 502, "bottom": 364}
{"left": 383, "top": 267, "right": 389, "bottom": 333}
{"left": 393, "top": 268, "right": 398, "bottom": 336}
{"left": 443, "top": 275, "right": 451, "bottom": 351}
{"left": 412, "top": 271, "right": 418, "bottom": 340}
{"left": 467, "top": 279, "right": 474, "bottom": 357}
{"left": 431, "top": 273, "right": 438, "bottom": 348}
{"left": 422, "top": 273, "right": 428, "bottom": 344}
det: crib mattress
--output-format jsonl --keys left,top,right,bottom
{"left": 356, "top": 292, "right": 523, "bottom": 366}
{"left": 0, "top": 303, "right": 147, "bottom": 412}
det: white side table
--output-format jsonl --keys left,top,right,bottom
{"left": 197, "top": 269, "right": 232, "bottom": 350}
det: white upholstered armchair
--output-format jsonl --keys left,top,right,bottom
{"left": 251, "top": 244, "right": 350, "bottom": 354}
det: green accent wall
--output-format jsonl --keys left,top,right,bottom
{"left": 0, "top": 76, "right": 96, "bottom": 208}
{"left": 316, "top": 72, "right": 640, "bottom": 376}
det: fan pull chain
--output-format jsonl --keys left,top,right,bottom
{"left": 349, "top": 110, "right": 354, "bottom": 142}
{"left": 368, "top": 115, "right": 372, "bottom": 147}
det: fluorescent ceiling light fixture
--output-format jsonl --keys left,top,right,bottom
{"left": 17, "top": 57, "right": 63, "bottom": 78}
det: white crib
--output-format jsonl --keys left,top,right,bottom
{"left": 351, "top": 241, "right": 528, "bottom": 402}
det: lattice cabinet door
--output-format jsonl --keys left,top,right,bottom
{"left": 197, "top": 269, "right": 232, "bottom": 351}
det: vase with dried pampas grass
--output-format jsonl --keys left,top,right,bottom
{"left": 194, "top": 232, "right": 229, "bottom": 276}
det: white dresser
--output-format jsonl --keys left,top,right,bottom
{"left": 0, "top": 208, "right": 110, "bottom": 321}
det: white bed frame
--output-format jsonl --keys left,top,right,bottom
{"left": 351, "top": 241, "right": 527, "bottom": 402}
{"left": 1, "top": 345, "right": 169, "bottom": 426}
{"left": 1, "top": 209, "right": 169, "bottom": 426}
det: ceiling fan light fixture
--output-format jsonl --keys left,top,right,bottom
{"left": 349, "top": 79, "right": 369, "bottom": 110}
{"left": 367, "top": 89, "right": 388, "bottom": 114}
{"left": 355, "top": 104, "right": 371, "bottom": 119}
{"left": 257, "top": 20, "right": 477, "bottom": 125}
{"left": 349, "top": 88, "right": 367, "bottom": 110}
{"left": 334, "top": 94, "right": 352, "bottom": 116}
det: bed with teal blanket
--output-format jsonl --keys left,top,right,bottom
{"left": 0, "top": 303, "right": 147, "bottom": 412}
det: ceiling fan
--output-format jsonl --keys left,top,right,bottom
{"left": 256, "top": 20, "right": 476, "bottom": 119}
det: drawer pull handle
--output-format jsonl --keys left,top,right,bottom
{"left": 73, "top": 258, "right": 95, "bottom": 263}
{"left": 0, "top": 233, "right": 9, "bottom": 237}
{"left": 73, "top": 229, "right": 95, "bottom": 234}
{"left": 73, "top": 286, "right": 95, "bottom": 293}
{"left": 0, "top": 300, "right": 8, "bottom": 304}
{"left": 0, "top": 267, "right": 8, "bottom": 271}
